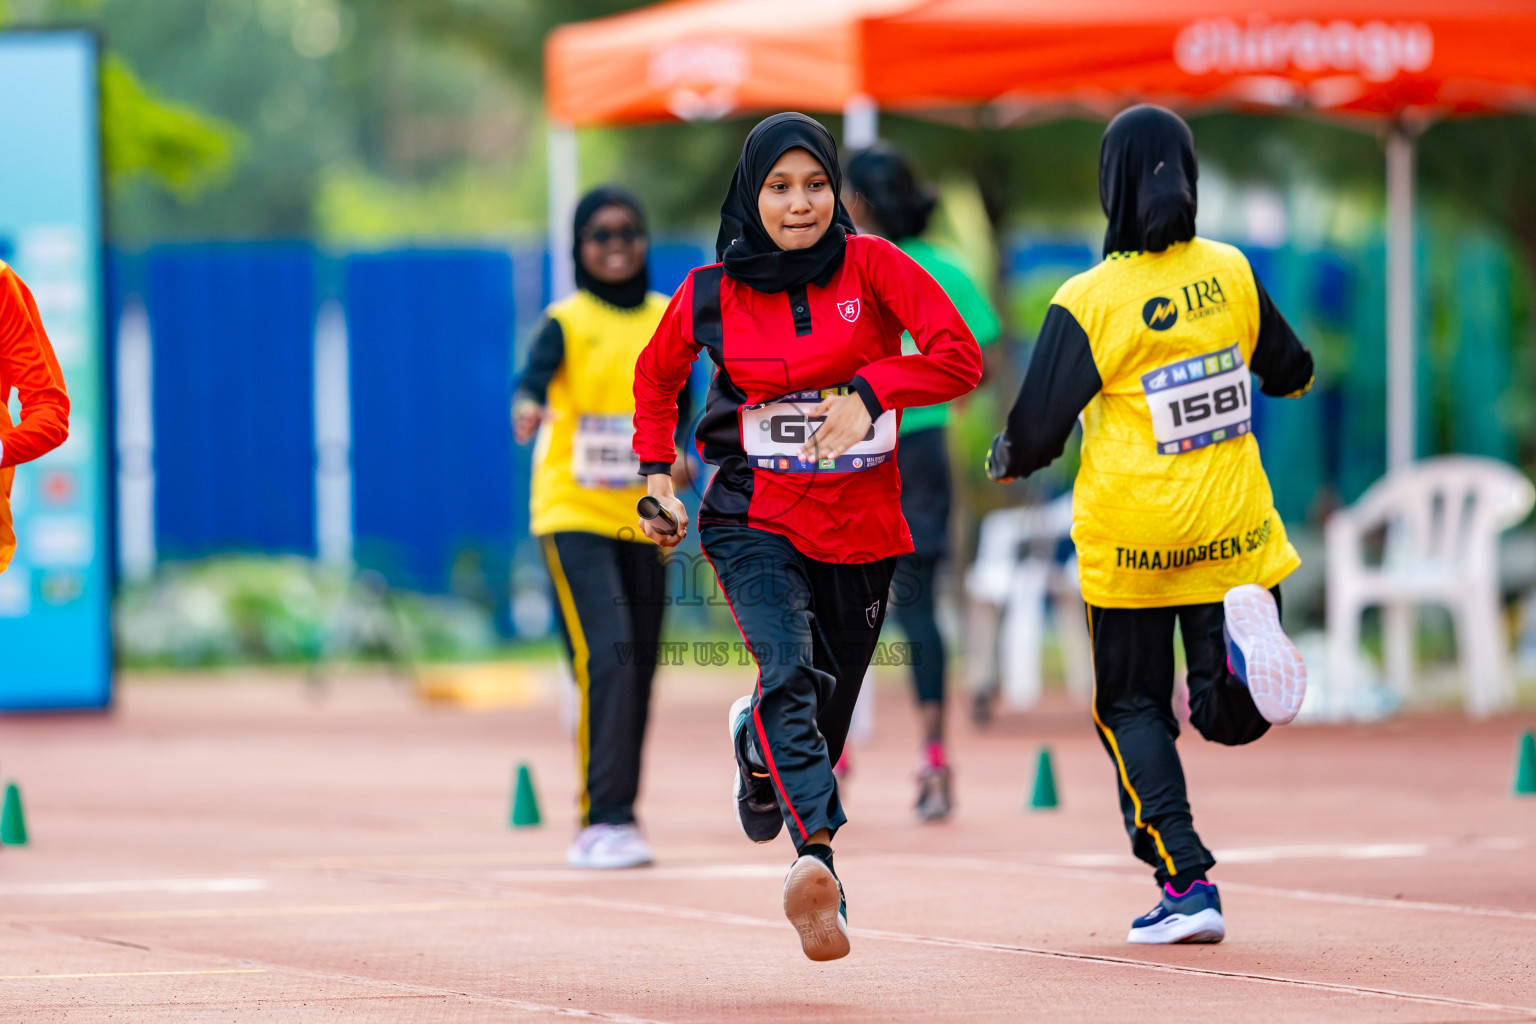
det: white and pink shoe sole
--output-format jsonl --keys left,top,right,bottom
{"left": 1223, "top": 584, "right": 1307, "bottom": 725}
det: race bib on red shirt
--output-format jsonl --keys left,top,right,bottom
{"left": 740, "top": 387, "right": 897, "bottom": 474}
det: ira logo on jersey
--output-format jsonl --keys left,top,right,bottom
{"left": 1142, "top": 296, "right": 1179, "bottom": 331}
{"left": 837, "top": 298, "right": 861, "bottom": 323}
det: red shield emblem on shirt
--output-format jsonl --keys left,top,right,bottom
{"left": 837, "top": 298, "right": 860, "bottom": 323}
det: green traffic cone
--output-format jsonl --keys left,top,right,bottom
{"left": 1, "top": 782, "right": 27, "bottom": 845}
{"left": 509, "top": 763, "right": 541, "bottom": 827}
{"left": 1515, "top": 731, "right": 1536, "bottom": 797}
{"left": 1028, "top": 747, "right": 1059, "bottom": 810}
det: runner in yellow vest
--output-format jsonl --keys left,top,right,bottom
{"left": 514, "top": 187, "right": 688, "bottom": 869}
{"left": 987, "top": 106, "right": 1312, "bottom": 944}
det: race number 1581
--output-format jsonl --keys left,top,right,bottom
{"left": 1166, "top": 381, "right": 1247, "bottom": 428}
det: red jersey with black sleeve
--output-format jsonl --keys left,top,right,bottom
{"left": 633, "top": 233, "right": 982, "bottom": 564}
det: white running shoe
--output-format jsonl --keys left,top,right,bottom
{"left": 1127, "top": 880, "right": 1226, "bottom": 944}
{"left": 1222, "top": 584, "right": 1307, "bottom": 725}
{"left": 783, "top": 854, "right": 849, "bottom": 961}
{"left": 565, "top": 824, "right": 654, "bottom": 870}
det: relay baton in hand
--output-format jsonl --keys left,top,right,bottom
{"left": 636, "top": 496, "right": 680, "bottom": 536}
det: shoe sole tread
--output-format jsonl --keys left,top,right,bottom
{"left": 783, "top": 858, "right": 850, "bottom": 961}
{"left": 1225, "top": 584, "right": 1307, "bottom": 725}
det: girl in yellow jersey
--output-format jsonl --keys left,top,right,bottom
{"left": 988, "top": 106, "right": 1312, "bottom": 944}
{"left": 514, "top": 187, "right": 688, "bottom": 869}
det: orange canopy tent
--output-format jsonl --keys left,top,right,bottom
{"left": 542, "top": 0, "right": 919, "bottom": 296}
{"left": 861, "top": 0, "right": 1536, "bottom": 120}
{"left": 857, "top": 0, "right": 1536, "bottom": 470}
{"left": 546, "top": 0, "right": 917, "bottom": 128}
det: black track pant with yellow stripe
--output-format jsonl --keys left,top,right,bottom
{"left": 1087, "top": 590, "right": 1278, "bottom": 883}
{"left": 542, "top": 532, "right": 666, "bottom": 827}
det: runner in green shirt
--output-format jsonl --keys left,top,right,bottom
{"left": 846, "top": 145, "right": 1001, "bottom": 820}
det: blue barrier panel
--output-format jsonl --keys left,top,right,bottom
{"left": 347, "top": 250, "right": 515, "bottom": 618}
{"left": 144, "top": 243, "right": 316, "bottom": 559}
{"left": 650, "top": 242, "right": 709, "bottom": 299}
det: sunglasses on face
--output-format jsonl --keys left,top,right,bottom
{"left": 583, "top": 226, "right": 644, "bottom": 245}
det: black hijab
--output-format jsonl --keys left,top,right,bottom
{"left": 716, "top": 112, "right": 855, "bottom": 293}
{"left": 574, "top": 186, "right": 650, "bottom": 309}
{"left": 845, "top": 144, "right": 936, "bottom": 243}
{"left": 1099, "top": 105, "right": 1198, "bottom": 257}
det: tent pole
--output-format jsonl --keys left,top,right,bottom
{"left": 1385, "top": 122, "right": 1416, "bottom": 473}
{"left": 844, "top": 94, "right": 879, "bottom": 150}
{"left": 547, "top": 120, "right": 578, "bottom": 301}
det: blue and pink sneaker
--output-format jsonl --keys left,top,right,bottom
{"left": 1127, "top": 879, "right": 1225, "bottom": 944}
{"left": 1223, "top": 584, "right": 1307, "bottom": 725}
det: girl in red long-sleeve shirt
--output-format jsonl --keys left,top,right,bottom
{"left": 0, "top": 262, "right": 70, "bottom": 572}
{"left": 633, "top": 112, "right": 981, "bottom": 961}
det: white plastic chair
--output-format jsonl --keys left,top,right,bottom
{"left": 965, "top": 495, "right": 1091, "bottom": 711}
{"left": 1325, "top": 456, "right": 1534, "bottom": 719}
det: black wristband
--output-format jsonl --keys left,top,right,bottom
{"left": 849, "top": 376, "right": 883, "bottom": 420}
{"left": 638, "top": 461, "right": 673, "bottom": 477}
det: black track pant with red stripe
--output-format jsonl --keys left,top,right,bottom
{"left": 702, "top": 522, "right": 896, "bottom": 847}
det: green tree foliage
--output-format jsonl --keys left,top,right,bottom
{"left": 101, "top": 55, "right": 241, "bottom": 198}
{"left": 5, "top": 1, "right": 241, "bottom": 204}
{"left": 11, "top": 0, "right": 1536, "bottom": 259}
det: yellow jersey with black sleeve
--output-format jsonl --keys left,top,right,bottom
{"left": 518, "top": 289, "right": 671, "bottom": 540}
{"left": 994, "top": 237, "right": 1315, "bottom": 608}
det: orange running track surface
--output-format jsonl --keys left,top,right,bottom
{"left": 0, "top": 667, "right": 1532, "bottom": 1023}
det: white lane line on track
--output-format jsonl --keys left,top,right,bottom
{"left": 269, "top": 844, "right": 748, "bottom": 870}
{"left": 459, "top": 880, "right": 1536, "bottom": 1017}
{"left": 81, "top": 954, "right": 677, "bottom": 1024}
{"left": 0, "top": 878, "right": 268, "bottom": 896}
{"left": 1220, "top": 881, "right": 1536, "bottom": 923}
{"left": 493, "top": 864, "right": 785, "bottom": 883}
{"left": 0, "top": 969, "right": 267, "bottom": 981}
{"left": 1056, "top": 842, "right": 1430, "bottom": 868}
{"left": 879, "top": 854, "right": 1536, "bottom": 924}
{"left": 0, "top": 898, "right": 558, "bottom": 924}
{"left": 273, "top": 971, "right": 678, "bottom": 1024}
{"left": 22, "top": 920, "right": 681, "bottom": 1023}
{"left": 852, "top": 929, "right": 1536, "bottom": 1017}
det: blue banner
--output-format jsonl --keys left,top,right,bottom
{"left": 0, "top": 32, "right": 110, "bottom": 710}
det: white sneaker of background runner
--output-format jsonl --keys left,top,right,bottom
{"left": 1223, "top": 584, "right": 1307, "bottom": 725}
{"left": 565, "top": 823, "right": 654, "bottom": 869}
